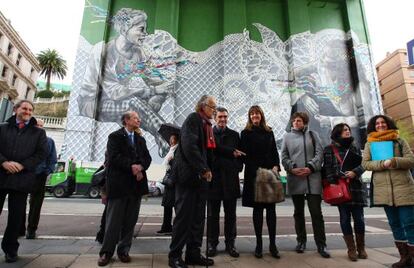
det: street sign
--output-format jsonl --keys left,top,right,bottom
{"left": 407, "top": 39, "right": 414, "bottom": 66}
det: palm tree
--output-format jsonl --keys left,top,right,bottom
{"left": 37, "top": 49, "right": 67, "bottom": 91}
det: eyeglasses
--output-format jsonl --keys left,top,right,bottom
{"left": 205, "top": 104, "right": 217, "bottom": 111}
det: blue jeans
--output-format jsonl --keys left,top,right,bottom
{"left": 338, "top": 205, "right": 365, "bottom": 235}
{"left": 384, "top": 205, "right": 414, "bottom": 244}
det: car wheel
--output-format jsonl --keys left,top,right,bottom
{"left": 53, "top": 186, "right": 66, "bottom": 198}
{"left": 88, "top": 186, "right": 100, "bottom": 199}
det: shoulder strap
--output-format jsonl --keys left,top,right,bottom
{"left": 309, "top": 130, "right": 316, "bottom": 156}
{"left": 330, "top": 144, "right": 343, "bottom": 165}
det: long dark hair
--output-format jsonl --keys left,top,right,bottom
{"left": 244, "top": 105, "right": 272, "bottom": 132}
{"left": 366, "top": 115, "right": 398, "bottom": 134}
{"left": 330, "top": 123, "right": 352, "bottom": 141}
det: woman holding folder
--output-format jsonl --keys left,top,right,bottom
{"left": 362, "top": 115, "right": 414, "bottom": 268}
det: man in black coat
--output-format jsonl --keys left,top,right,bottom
{"left": 0, "top": 100, "right": 47, "bottom": 263}
{"left": 98, "top": 111, "right": 152, "bottom": 266}
{"left": 207, "top": 107, "right": 243, "bottom": 258}
{"left": 168, "top": 95, "right": 217, "bottom": 268}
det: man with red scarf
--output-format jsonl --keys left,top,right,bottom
{"left": 168, "top": 95, "right": 216, "bottom": 268}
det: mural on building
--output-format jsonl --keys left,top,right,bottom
{"left": 63, "top": 3, "right": 381, "bottom": 163}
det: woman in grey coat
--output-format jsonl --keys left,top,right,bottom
{"left": 281, "top": 112, "right": 330, "bottom": 258}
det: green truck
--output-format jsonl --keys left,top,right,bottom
{"left": 45, "top": 160, "right": 101, "bottom": 198}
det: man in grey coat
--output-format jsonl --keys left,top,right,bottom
{"left": 281, "top": 112, "right": 330, "bottom": 258}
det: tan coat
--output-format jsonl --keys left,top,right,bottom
{"left": 362, "top": 138, "right": 414, "bottom": 206}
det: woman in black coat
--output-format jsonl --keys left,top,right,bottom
{"left": 322, "top": 123, "right": 367, "bottom": 261}
{"left": 158, "top": 134, "right": 179, "bottom": 234}
{"left": 240, "top": 105, "right": 280, "bottom": 259}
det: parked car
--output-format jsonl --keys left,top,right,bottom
{"left": 148, "top": 180, "right": 165, "bottom": 197}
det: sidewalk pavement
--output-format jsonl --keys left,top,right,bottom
{"left": 0, "top": 234, "right": 399, "bottom": 267}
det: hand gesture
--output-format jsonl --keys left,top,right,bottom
{"left": 201, "top": 170, "right": 212, "bottom": 182}
{"left": 233, "top": 149, "right": 246, "bottom": 158}
{"left": 344, "top": 171, "right": 356, "bottom": 179}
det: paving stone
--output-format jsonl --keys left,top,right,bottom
{"left": 67, "top": 255, "right": 98, "bottom": 268}
{"left": 152, "top": 254, "right": 169, "bottom": 268}
{"left": 0, "top": 254, "right": 39, "bottom": 268}
{"left": 23, "top": 254, "right": 78, "bottom": 268}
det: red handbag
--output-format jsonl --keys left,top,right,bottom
{"left": 323, "top": 178, "right": 351, "bottom": 204}
{"left": 322, "top": 145, "right": 352, "bottom": 205}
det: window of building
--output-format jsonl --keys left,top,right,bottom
{"left": 25, "top": 87, "right": 31, "bottom": 99}
{"left": 1, "top": 66, "right": 8, "bottom": 78}
{"left": 7, "top": 43, "right": 13, "bottom": 57}
{"left": 410, "top": 71, "right": 414, "bottom": 78}
{"left": 12, "top": 74, "right": 17, "bottom": 86}
{"left": 381, "top": 94, "right": 385, "bottom": 100}
{"left": 16, "top": 54, "right": 22, "bottom": 66}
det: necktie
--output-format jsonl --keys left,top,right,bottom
{"left": 18, "top": 122, "right": 25, "bottom": 129}
{"left": 129, "top": 133, "right": 134, "bottom": 145}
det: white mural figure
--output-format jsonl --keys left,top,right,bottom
{"left": 77, "top": 8, "right": 174, "bottom": 156}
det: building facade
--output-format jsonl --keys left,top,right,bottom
{"left": 0, "top": 11, "right": 40, "bottom": 120}
{"left": 376, "top": 49, "right": 414, "bottom": 146}
{"left": 63, "top": 0, "right": 382, "bottom": 166}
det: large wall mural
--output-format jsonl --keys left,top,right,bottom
{"left": 63, "top": 6, "right": 381, "bottom": 163}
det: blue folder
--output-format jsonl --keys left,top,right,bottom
{"left": 370, "top": 141, "right": 394, "bottom": 161}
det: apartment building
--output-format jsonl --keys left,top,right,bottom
{"left": 376, "top": 49, "right": 414, "bottom": 146}
{"left": 0, "top": 11, "right": 40, "bottom": 120}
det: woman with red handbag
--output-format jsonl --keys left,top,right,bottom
{"left": 322, "top": 123, "right": 367, "bottom": 261}
{"left": 362, "top": 115, "right": 414, "bottom": 268}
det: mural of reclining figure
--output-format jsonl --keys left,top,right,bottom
{"left": 290, "top": 36, "right": 375, "bottom": 146}
{"left": 77, "top": 8, "right": 173, "bottom": 156}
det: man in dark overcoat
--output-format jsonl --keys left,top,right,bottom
{"left": 98, "top": 111, "right": 152, "bottom": 266}
{"left": 207, "top": 107, "right": 243, "bottom": 257}
{"left": 168, "top": 95, "right": 216, "bottom": 268}
{"left": 0, "top": 100, "right": 47, "bottom": 263}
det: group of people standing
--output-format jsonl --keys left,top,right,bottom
{"left": 1, "top": 97, "right": 412, "bottom": 268}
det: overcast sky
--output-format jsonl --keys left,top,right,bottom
{"left": 0, "top": 0, "right": 413, "bottom": 85}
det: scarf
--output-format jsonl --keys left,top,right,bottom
{"left": 367, "top": 129, "right": 399, "bottom": 142}
{"left": 333, "top": 136, "right": 354, "bottom": 148}
{"left": 199, "top": 112, "right": 216, "bottom": 149}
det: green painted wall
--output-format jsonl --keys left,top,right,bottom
{"left": 80, "top": 0, "right": 371, "bottom": 50}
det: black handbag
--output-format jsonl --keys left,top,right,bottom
{"left": 91, "top": 166, "right": 106, "bottom": 186}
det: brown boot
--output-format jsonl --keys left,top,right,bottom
{"left": 408, "top": 244, "right": 414, "bottom": 267}
{"left": 355, "top": 233, "right": 368, "bottom": 259}
{"left": 343, "top": 235, "right": 358, "bottom": 261}
{"left": 392, "top": 241, "right": 413, "bottom": 268}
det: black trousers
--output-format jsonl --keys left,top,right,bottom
{"left": 99, "top": 195, "right": 141, "bottom": 257}
{"left": 169, "top": 183, "right": 206, "bottom": 259}
{"left": 207, "top": 198, "right": 237, "bottom": 247}
{"left": 160, "top": 206, "right": 173, "bottom": 231}
{"left": 0, "top": 189, "right": 28, "bottom": 255}
{"left": 24, "top": 173, "right": 48, "bottom": 232}
{"left": 291, "top": 194, "right": 327, "bottom": 246}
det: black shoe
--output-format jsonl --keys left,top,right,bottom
{"left": 168, "top": 257, "right": 188, "bottom": 268}
{"left": 207, "top": 245, "right": 217, "bottom": 257}
{"left": 97, "top": 254, "right": 111, "bottom": 266}
{"left": 225, "top": 245, "right": 239, "bottom": 258}
{"left": 26, "top": 230, "right": 36, "bottom": 240}
{"left": 269, "top": 245, "right": 280, "bottom": 259}
{"left": 185, "top": 254, "right": 214, "bottom": 266}
{"left": 5, "top": 253, "right": 17, "bottom": 263}
{"left": 156, "top": 229, "right": 172, "bottom": 235}
{"left": 254, "top": 245, "right": 263, "bottom": 258}
{"left": 295, "top": 242, "right": 306, "bottom": 253}
{"left": 317, "top": 246, "right": 331, "bottom": 258}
